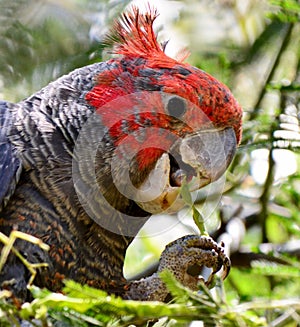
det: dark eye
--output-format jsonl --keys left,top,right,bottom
{"left": 166, "top": 96, "right": 187, "bottom": 118}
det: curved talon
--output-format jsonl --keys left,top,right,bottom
{"left": 221, "top": 256, "right": 231, "bottom": 280}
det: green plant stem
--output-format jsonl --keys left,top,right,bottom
{"left": 249, "top": 22, "right": 293, "bottom": 121}
{"left": 259, "top": 144, "right": 276, "bottom": 243}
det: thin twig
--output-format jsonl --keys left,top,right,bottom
{"left": 0, "top": 231, "right": 49, "bottom": 286}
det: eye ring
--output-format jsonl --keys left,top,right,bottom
{"left": 166, "top": 96, "right": 187, "bottom": 119}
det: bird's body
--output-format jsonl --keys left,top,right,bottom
{"left": 0, "top": 62, "right": 132, "bottom": 298}
{"left": 0, "top": 7, "right": 242, "bottom": 302}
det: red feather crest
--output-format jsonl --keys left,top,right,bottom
{"left": 106, "top": 6, "right": 188, "bottom": 65}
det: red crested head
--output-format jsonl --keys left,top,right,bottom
{"left": 85, "top": 5, "right": 242, "bottom": 183}
{"left": 86, "top": 6, "right": 242, "bottom": 142}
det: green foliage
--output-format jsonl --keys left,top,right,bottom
{"left": 0, "top": 0, "right": 129, "bottom": 101}
{"left": 1, "top": 268, "right": 298, "bottom": 326}
{"left": 269, "top": 0, "right": 300, "bottom": 22}
{"left": 0, "top": 271, "right": 269, "bottom": 326}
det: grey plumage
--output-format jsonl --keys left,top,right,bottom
{"left": 0, "top": 62, "right": 135, "bottom": 300}
{"left": 0, "top": 100, "right": 22, "bottom": 210}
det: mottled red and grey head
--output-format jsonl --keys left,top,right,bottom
{"left": 85, "top": 7, "right": 242, "bottom": 215}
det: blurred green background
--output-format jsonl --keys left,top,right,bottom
{"left": 1, "top": 0, "right": 300, "bottom": 326}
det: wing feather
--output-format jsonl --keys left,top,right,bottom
{"left": 0, "top": 100, "right": 22, "bottom": 210}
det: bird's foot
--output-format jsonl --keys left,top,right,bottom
{"left": 126, "top": 234, "right": 230, "bottom": 301}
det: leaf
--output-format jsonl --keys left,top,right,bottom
{"left": 180, "top": 182, "right": 208, "bottom": 235}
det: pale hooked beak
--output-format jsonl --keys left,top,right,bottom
{"left": 136, "top": 127, "right": 237, "bottom": 214}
